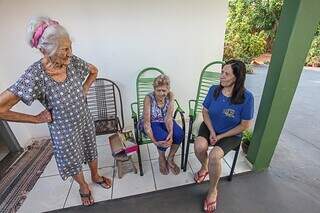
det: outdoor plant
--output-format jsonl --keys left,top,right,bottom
{"left": 224, "top": 0, "right": 320, "bottom": 67}
{"left": 241, "top": 129, "right": 253, "bottom": 154}
{"left": 306, "top": 25, "right": 320, "bottom": 67}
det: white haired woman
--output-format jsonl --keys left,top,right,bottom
{"left": 139, "top": 75, "right": 184, "bottom": 175}
{"left": 0, "top": 16, "right": 111, "bottom": 206}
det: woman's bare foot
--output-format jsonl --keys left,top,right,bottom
{"left": 79, "top": 183, "right": 94, "bottom": 206}
{"left": 167, "top": 156, "right": 180, "bottom": 175}
{"left": 204, "top": 189, "right": 218, "bottom": 212}
{"left": 159, "top": 156, "right": 169, "bottom": 175}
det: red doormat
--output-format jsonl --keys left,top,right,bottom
{"left": 0, "top": 138, "right": 53, "bottom": 212}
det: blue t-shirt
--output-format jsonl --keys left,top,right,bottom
{"left": 203, "top": 85, "right": 254, "bottom": 135}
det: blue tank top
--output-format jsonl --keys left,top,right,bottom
{"left": 138, "top": 92, "right": 170, "bottom": 133}
{"left": 147, "top": 92, "right": 170, "bottom": 122}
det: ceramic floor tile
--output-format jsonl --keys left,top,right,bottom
{"left": 41, "top": 157, "right": 59, "bottom": 177}
{"left": 64, "top": 167, "right": 113, "bottom": 208}
{"left": 185, "top": 143, "right": 195, "bottom": 154}
{"left": 233, "top": 158, "right": 252, "bottom": 174}
{"left": 112, "top": 161, "right": 155, "bottom": 199}
{"left": 223, "top": 150, "right": 236, "bottom": 166}
{"left": 152, "top": 156, "right": 194, "bottom": 190}
{"left": 148, "top": 143, "right": 160, "bottom": 160}
{"left": 96, "top": 135, "right": 109, "bottom": 147}
{"left": 224, "top": 150, "right": 252, "bottom": 174}
{"left": 97, "top": 145, "right": 115, "bottom": 168}
{"left": 18, "top": 176, "right": 72, "bottom": 213}
{"left": 131, "top": 144, "right": 150, "bottom": 162}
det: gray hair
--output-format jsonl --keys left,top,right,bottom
{"left": 153, "top": 74, "right": 170, "bottom": 89}
{"left": 26, "top": 16, "right": 69, "bottom": 56}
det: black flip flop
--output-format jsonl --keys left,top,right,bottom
{"left": 79, "top": 190, "right": 94, "bottom": 206}
{"left": 94, "top": 176, "right": 112, "bottom": 189}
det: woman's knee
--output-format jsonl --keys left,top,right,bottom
{"left": 208, "top": 147, "right": 224, "bottom": 162}
{"left": 194, "top": 136, "right": 208, "bottom": 152}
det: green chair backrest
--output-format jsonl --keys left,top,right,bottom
{"left": 193, "top": 61, "right": 224, "bottom": 118}
{"left": 136, "top": 67, "right": 164, "bottom": 120}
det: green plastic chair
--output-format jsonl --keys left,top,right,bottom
{"left": 131, "top": 67, "right": 186, "bottom": 176}
{"left": 183, "top": 61, "right": 241, "bottom": 181}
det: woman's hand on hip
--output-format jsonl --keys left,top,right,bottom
{"left": 34, "top": 110, "right": 52, "bottom": 123}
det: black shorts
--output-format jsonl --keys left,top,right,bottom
{"left": 197, "top": 122, "right": 241, "bottom": 155}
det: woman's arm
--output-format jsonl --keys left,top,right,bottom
{"left": 202, "top": 107, "right": 217, "bottom": 145}
{"left": 82, "top": 64, "right": 98, "bottom": 95}
{"left": 216, "top": 120, "right": 252, "bottom": 141}
{"left": 143, "top": 96, "right": 158, "bottom": 145}
{"left": 0, "top": 90, "right": 51, "bottom": 123}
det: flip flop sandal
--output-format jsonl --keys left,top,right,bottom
{"left": 79, "top": 190, "right": 94, "bottom": 206}
{"left": 203, "top": 198, "right": 217, "bottom": 212}
{"left": 94, "top": 176, "right": 112, "bottom": 189}
{"left": 194, "top": 171, "right": 209, "bottom": 184}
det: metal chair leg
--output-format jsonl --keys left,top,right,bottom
{"left": 133, "top": 118, "right": 143, "bottom": 176}
{"left": 180, "top": 112, "right": 186, "bottom": 170}
{"left": 173, "top": 109, "right": 186, "bottom": 171}
{"left": 183, "top": 117, "right": 193, "bottom": 171}
{"left": 228, "top": 145, "right": 240, "bottom": 181}
{"left": 137, "top": 145, "right": 144, "bottom": 176}
{"left": 181, "top": 139, "right": 185, "bottom": 170}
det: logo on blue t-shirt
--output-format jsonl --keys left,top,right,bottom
{"left": 223, "top": 108, "right": 235, "bottom": 118}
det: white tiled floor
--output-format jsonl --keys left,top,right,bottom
{"left": 112, "top": 161, "right": 155, "bottom": 199}
{"left": 18, "top": 135, "right": 251, "bottom": 213}
{"left": 64, "top": 167, "right": 113, "bottom": 208}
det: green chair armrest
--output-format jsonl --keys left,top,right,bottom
{"left": 188, "top": 99, "right": 196, "bottom": 118}
{"left": 174, "top": 99, "right": 185, "bottom": 113}
{"left": 131, "top": 102, "right": 138, "bottom": 119}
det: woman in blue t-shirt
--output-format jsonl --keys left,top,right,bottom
{"left": 193, "top": 60, "right": 254, "bottom": 212}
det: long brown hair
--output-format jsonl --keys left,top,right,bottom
{"left": 213, "top": 59, "right": 246, "bottom": 104}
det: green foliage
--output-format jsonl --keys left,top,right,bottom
{"left": 306, "top": 25, "right": 320, "bottom": 66}
{"left": 224, "top": 0, "right": 284, "bottom": 63}
{"left": 242, "top": 130, "right": 253, "bottom": 145}
{"left": 225, "top": 0, "right": 320, "bottom": 66}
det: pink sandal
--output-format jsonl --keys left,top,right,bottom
{"left": 194, "top": 170, "right": 209, "bottom": 184}
{"left": 203, "top": 197, "right": 217, "bottom": 212}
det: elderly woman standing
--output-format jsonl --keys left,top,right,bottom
{"left": 0, "top": 16, "right": 111, "bottom": 206}
{"left": 139, "top": 75, "right": 184, "bottom": 175}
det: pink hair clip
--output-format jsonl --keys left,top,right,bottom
{"left": 31, "top": 20, "right": 59, "bottom": 48}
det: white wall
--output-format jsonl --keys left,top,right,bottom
{"left": 0, "top": 0, "right": 228, "bottom": 147}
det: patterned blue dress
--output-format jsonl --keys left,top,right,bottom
{"left": 8, "top": 55, "right": 97, "bottom": 180}
{"left": 138, "top": 92, "right": 170, "bottom": 132}
{"left": 138, "top": 92, "right": 183, "bottom": 151}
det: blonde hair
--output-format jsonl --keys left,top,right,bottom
{"left": 153, "top": 74, "right": 170, "bottom": 89}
